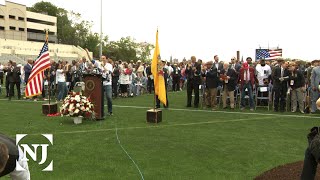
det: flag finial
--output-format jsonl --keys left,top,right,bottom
{"left": 44, "top": 29, "right": 49, "bottom": 42}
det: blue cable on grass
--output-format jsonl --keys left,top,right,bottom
{"left": 115, "top": 122, "right": 145, "bottom": 180}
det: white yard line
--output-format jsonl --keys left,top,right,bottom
{"left": 27, "top": 116, "right": 273, "bottom": 136}
{"left": 1, "top": 98, "right": 319, "bottom": 119}
{"left": 113, "top": 105, "right": 320, "bottom": 119}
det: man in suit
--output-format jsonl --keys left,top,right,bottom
{"left": 185, "top": 56, "right": 202, "bottom": 108}
{"left": 213, "top": 55, "right": 223, "bottom": 72}
{"left": 171, "top": 63, "right": 181, "bottom": 91}
{"left": 4, "top": 61, "right": 13, "bottom": 97}
{"left": 7, "top": 62, "right": 21, "bottom": 100}
{"left": 213, "top": 55, "right": 224, "bottom": 88}
{"left": 239, "top": 60, "right": 256, "bottom": 111}
{"left": 202, "top": 61, "right": 219, "bottom": 110}
{"left": 112, "top": 61, "right": 120, "bottom": 98}
{"left": 272, "top": 60, "right": 289, "bottom": 112}
{"left": 145, "top": 63, "right": 153, "bottom": 94}
{"left": 220, "top": 63, "right": 237, "bottom": 109}
{"left": 310, "top": 60, "right": 320, "bottom": 113}
{"left": 234, "top": 59, "right": 242, "bottom": 74}
{"left": 23, "top": 59, "right": 33, "bottom": 84}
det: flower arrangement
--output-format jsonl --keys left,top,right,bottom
{"left": 60, "top": 92, "right": 94, "bottom": 118}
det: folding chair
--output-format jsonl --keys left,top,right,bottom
{"left": 198, "top": 84, "right": 206, "bottom": 108}
{"left": 215, "top": 86, "right": 223, "bottom": 108}
{"left": 255, "top": 85, "right": 271, "bottom": 111}
{"left": 304, "top": 86, "right": 311, "bottom": 113}
{"left": 239, "top": 86, "right": 256, "bottom": 109}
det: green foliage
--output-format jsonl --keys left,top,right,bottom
{"left": 103, "top": 37, "right": 154, "bottom": 62}
{"left": 28, "top": 1, "right": 154, "bottom": 61}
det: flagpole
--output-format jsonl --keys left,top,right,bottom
{"left": 154, "top": 83, "right": 156, "bottom": 110}
{"left": 99, "top": 0, "right": 103, "bottom": 57}
{"left": 45, "top": 30, "right": 52, "bottom": 113}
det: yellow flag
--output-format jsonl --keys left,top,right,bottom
{"left": 151, "top": 30, "right": 167, "bottom": 106}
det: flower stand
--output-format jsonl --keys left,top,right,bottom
{"left": 73, "top": 116, "right": 83, "bottom": 124}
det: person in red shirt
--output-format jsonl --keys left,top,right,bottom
{"left": 239, "top": 58, "right": 256, "bottom": 111}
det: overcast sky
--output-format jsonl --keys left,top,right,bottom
{"left": 1, "top": 0, "right": 320, "bottom": 61}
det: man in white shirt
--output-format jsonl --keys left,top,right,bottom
{"left": 255, "top": 59, "right": 271, "bottom": 86}
{"left": 56, "top": 63, "right": 67, "bottom": 101}
{"left": 102, "top": 57, "right": 113, "bottom": 115}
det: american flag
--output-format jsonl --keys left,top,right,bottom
{"left": 25, "top": 41, "right": 51, "bottom": 97}
{"left": 255, "top": 49, "right": 282, "bottom": 61}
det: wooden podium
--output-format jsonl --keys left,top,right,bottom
{"left": 83, "top": 74, "right": 104, "bottom": 120}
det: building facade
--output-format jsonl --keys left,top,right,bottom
{"left": 0, "top": 1, "right": 57, "bottom": 43}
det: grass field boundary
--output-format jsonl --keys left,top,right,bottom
{"left": 113, "top": 105, "right": 320, "bottom": 119}
{"left": 1, "top": 99, "right": 319, "bottom": 119}
{"left": 26, "top": 116, "right": 274, "bottom": 136}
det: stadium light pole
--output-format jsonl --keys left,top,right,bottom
{"left": 99, "top": 0, "right": 103, "bottom": 58}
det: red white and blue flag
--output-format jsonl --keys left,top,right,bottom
{"left": 256, "top": 49, "right": 282, "bottom": 61}
{"left": 25, "top": 40, "right": 51, "bottom": 97}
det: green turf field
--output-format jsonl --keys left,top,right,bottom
{"left": 1, "top": 91, "right": 319, "bottom": 180}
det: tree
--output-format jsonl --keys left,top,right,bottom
{"left": 28, "top": 2, "right": 92, "bottom": 46}
{"left": 27, "top": 2, "right": 59, "bottom": 16}
{"left": 84, "top": 33, "right": 100, "bottom": 58}
{"left": 27, "top": 2, "right": 74, "bottom": 44}
{"left": 28, "top": 2, "right": 154, "bottom": 61}
{"left": 137, "top": 42, "right": 154, "bottom": 62}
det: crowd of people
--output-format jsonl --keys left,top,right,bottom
{"left": 0, "top": 51, "right": 319, "bottom": 114}
{"left": 185, "top": 55, "right": 319, "bottom": 113}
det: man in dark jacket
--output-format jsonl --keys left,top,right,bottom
{"left": 145, "top": 64, "right": 153, "bottom": 94}
{"left": 171, "top": 63, "right": 181, "bottom": 91}
{"left": 7, "top": 62, "right": 21, "bottom": 100}
{"left": 272, "top": 60, "right": 289, "bottom": 112}
{"left": 202, "top": 61, "right": 219, "bottom": 110}
{"left": 301, "top": 127, "right": 320, "bottom": 180}
{"left": 220, "top": 63, "right": 237, "bottom": 109}
{"left": 112, "top": 61, "right": 120, "bottom": 98}
{"left": 0, "top": 133, "right": 30, "bottom": 179}
{"left": 185, "top": 56, "right": 202, "bottom": 108}
{"left": 23, "top": 59, "right": 33, "bottom": 84}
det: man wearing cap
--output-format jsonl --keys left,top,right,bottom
{"left": 185, "top": 56, "right": 202, "bottom": 108}
{"left": 272, "top": 60, "right": 289, "bottom": 112}
{"left": 202, "top": 61, "right": 219, "bottom": 110}
{"left": 310, "top": 60, "right": 320, "bottom": 113}
{"left": 239, "top": 59, "right": 256, "bottom": 111}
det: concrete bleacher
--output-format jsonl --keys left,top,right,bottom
{"left": 0, "top": 54, "right": 25, "bottom": 64}
{"left": 0, "top": 38, "right": 92, "bottom": 64}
